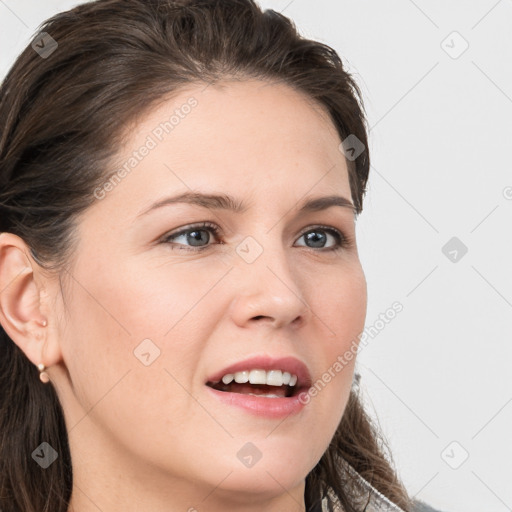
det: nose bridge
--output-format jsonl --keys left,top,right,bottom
{"left": 230, "top": 228, "right": 309, "bottom": 327}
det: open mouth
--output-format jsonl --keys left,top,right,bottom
{"left": 206, "top": 381, "right": 298, "bottom": 398}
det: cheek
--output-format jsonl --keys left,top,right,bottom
{"left": 58, "top": 268, "right": 210, "bottom": 458}
{"left": 116, "top": 259, "right": 225, "bottom": 338}
{"left": 315, "top": 263, "right": 367, "bottom": 344}
{"left": 306, "top": 265, "right": 366, "bottom": 422}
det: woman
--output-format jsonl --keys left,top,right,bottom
{"left": 0, "top": 1, "right": 431, "bottom": 510}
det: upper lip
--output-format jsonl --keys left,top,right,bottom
{"left": 205, "top": 355, "right": 312, "bottom": 388}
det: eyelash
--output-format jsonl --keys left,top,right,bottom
{"left": 160, "top": 221, "right": 351, "bottom": 253}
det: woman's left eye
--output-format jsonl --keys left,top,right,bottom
{"left": 160, "top": 222, "right": 348, "bottom": 252}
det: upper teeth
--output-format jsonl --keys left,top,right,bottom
{"left": 221, "top": 369, "right": 298, "bottom": 387}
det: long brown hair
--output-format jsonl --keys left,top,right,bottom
{"left": 0, "top": 1, "right": 412, "bottom": 510}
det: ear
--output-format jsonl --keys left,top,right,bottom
{"left": 0, "top": 232, "right": 62, "bottom": 370}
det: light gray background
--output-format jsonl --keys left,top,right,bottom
{"left": 1, "top": 1, "right": 511, "bottom": 511}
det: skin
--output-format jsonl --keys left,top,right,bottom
{"left": 0, "top": 79, "right": 367, "bottom": 512}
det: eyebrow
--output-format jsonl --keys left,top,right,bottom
{"left": 136, "top": 191, "right": 356, "bottom": 218}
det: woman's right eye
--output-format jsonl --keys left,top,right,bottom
{"left": 160, "top": 222, "right": 222, "bottom": 251}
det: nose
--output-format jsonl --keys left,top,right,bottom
{"left": 228, "top": 238, "right": 310, "bottom": 330}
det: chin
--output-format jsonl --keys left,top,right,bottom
{"left": 212, "top": 463, "right": 307, "bottom": 499}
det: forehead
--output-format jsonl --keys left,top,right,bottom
{"left": 91, "top": 79, "right": 352, "bottom": 221}
{"left": 124, "top": 79, "right": 341, "bottom": 152}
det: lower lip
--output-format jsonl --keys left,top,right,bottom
{"left": 205, "top": 386, "right": 308, "bottom": 419}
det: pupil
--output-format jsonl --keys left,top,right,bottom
{"left": 306, "top": 231, "right": 325, "bottom": 248}
{"left": 188, "top": 230, "right": 209, "bottom": 246}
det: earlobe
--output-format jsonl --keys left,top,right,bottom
{"left": 0, "top": 232, "right": 53, "bottom": 367}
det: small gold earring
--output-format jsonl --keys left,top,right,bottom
{"left": 37, "top": 363, "right": 50, "bottom": 384}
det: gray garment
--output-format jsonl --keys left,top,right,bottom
{"left": 320, "top": 458, "right": 445, "bottom": 512}
{"left": 411, "top": 501, "right": 448, "bottom": 512}
{"left": 320, "top": 462, "right": 405, "bottom": 511}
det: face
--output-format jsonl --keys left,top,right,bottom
{"left": 49, "top": 79, "right": 367, "bottom": 508}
